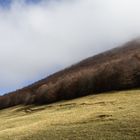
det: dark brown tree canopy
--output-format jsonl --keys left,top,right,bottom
{"left": 0, "top": 40, "right": 140, "bottom": 109}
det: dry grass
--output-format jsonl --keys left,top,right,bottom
{"left": 0, "top": 90, "right": 140, "bottom": 140}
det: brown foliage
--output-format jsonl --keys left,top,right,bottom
{"left": 0, "top": 40, "right": 140, "bottom": 109}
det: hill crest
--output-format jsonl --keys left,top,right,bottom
{"left": 0, "top": 40, "right": 140, "bottom": 109}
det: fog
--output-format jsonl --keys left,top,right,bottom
{"left": 0, "top": 0, "right": 140, "bottom": 94}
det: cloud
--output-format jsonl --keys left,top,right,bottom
{"left": 0, "top": 0, "right": 140, "bottom": 94}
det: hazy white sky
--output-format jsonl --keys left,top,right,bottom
{"left": 0, "top": 0, "right": 140, "bottom": 94}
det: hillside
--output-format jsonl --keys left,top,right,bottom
{"left": 0, "top": 90, "right": 140, "bottom": 140}
{"left": 0, "top": 40, "right": 140, "bottom": 109}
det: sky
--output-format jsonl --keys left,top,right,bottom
{"left": 0, "top": 0, "right": 140, "bottom": 95}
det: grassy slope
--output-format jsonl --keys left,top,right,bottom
{"left": 0, "top": 90, "right": 140, "bottom": 140}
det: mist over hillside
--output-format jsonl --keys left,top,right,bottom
{"left": 0, "top": 1, "right": 140, "bottom": 140}
{"left": 1, "top": 0, "right": 140, "bottom": 94}
{"left": 0, "top": 40, "right": 140, "bottom": 109}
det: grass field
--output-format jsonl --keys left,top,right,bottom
{"left": 0, "top": 90, "right": 140, "bottom": 140}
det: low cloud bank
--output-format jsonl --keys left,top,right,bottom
{"left": 0, "top": 0, "right": 140, "bottom": 94}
